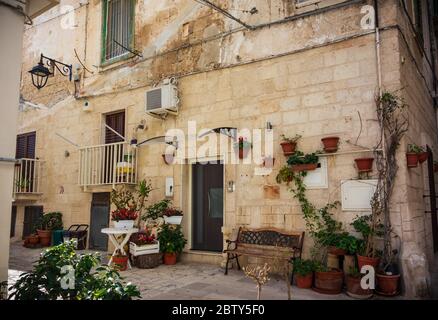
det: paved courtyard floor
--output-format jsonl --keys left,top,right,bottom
{"left": 7, "top": 241, "right": 404, "bottom": 300}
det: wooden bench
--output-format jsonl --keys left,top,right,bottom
{"left": 224, "top": 227, "right": 304, "bottom": 284}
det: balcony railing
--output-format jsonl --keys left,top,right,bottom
{"left": 78, "top": 142, "right": 137, "bottom": 188}
{"left": 13, "top": 158, "right": 44, "bottom": 194}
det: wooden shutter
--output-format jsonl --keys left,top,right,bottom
{"left": 16, "top": 132, "right": 36, "bottom": 159}
{"left": 105, "top": 111, "right": 125, "bottom": 144}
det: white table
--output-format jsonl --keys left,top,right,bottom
{"left": 101, "top": 227, "right": 138, "bottom": 269}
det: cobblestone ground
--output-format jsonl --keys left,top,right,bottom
{"left": 7, "top": 242, "right": 361, "bottom": 300}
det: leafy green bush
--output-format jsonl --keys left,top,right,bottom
{"left": 36, "top": 212, "right": 63, "bottom": 231}
{"left": 157, "top": 224, "right": 187, "bottom": 254}
{"left": 8, "top": 242, "right": 140, "bottom": 300}
{"left": 143, "top": 199, "right": 172, "bottom": 220}
{"left": 292, "top": 259, "right": 315, "bottom": 276}
{"left": 287, "top": 151, "right": 319, "bottom": 166}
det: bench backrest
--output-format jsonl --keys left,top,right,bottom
{"left": 236, "top": 227, "right": 304, "bottom": 250}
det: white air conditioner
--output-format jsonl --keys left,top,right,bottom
{"left": 145, "top": 82, "right": 179, "bottom": 117}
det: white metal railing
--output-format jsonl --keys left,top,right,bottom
{"left": 13, "top": 158, "right": 43, "bottom": 194}
{"left": 78, "top": 142, "right": 137, "bottom": 188}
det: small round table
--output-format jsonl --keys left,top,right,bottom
{"left": 101, "top": 227, "right": 138, "bottom": 269}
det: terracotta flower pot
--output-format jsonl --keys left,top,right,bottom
{"left": 296, "top": 273, "right": 313, "bottom": 289}
{"left": 321, "top": 137, "right": 340, "bottom": 153}
{"left": 357, "top": 255, "right": 380, "bottom": 270}
{"left": 37, "top": 229, "right": 52, "bottom": 247}
{"left": 355, "top": 158, "right": 374, "bottom": 173}
{"left": 376, "top": 273, "right": 400, "bottom": 296}
{"left": 27, "top": 235, "right": 39, "bottom": 245}
{"left": 418, "top": 151, "right": 429, "bottom": 164}
{"left": 112, "top": 255, "right": 128, "bottom": 271}
{"left": 280, "top": 141, "right": 297, "bottom": 156}
{"left": 328, "top": 246, "right": 346, "bottom": 256}
{"left": 346, "top": 274, "right": 373, "bottom": 299}
{"left": 291, "top": 163, "right": 318, "bottom": 172}
{"left": 313, "top": 269, "right": 344, "bottom": 294}
{"left": 434, "top": 163, "right": 438, "bottom": 173}
{"left": 163, "top": 252, "right": 177, "bottom": 265}
{"left": 406, "top": 153, "right": 418, "bottom": 168}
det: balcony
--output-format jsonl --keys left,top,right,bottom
{"left": 13, "top": 158, "right": 44, "bottom": 201}
{"left": 78, "top": 142, "right": 137, "bottom": 189}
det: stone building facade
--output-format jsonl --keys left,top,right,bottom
{"left": 12, "top": 0, "right": 438, "bottom": 297}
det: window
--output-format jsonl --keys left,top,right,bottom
{"left": 102, "top": 0, "right": 135, "bottom": 64}
{"left": 16, "top": 132, "right": 36, "bottom": 159}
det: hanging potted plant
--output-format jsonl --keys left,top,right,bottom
{"left": 280, "top": 134, "right": 301, "bottom": 156}
{"left": 418, "top": 149, "right": 429, "bottom": 164}
{"left": 354, "top": 157, "right": 374, "bottom": 173}
{"left": 321, "top": 136, "right": 340, "bottom": 153}
{"left": 406, "top": 144, "right": 423, "bottom": 168}
{"left": 351, "top": 215, "right": 383, "bottom": 270}
{"left": 157, "top": 224, "right": 187, "bottom": 265}
{"left": 112, "top": 249, "right": 129, "bottom": 271}
{"left": 111, "top": 208, "right": 138, "bottom": 230}
{"left": 163, "top": 207, "right": 184, "bottom": 225}
{"left": 233, "top": 136, "right": 252, "bottom": 159}
{"left": 292, "top": 259, "right": 315, "bottom": 289}
{"left": 287, "top": 151, "right": 319, "bottom": 172}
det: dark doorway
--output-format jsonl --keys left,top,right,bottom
{"left": 104, "top": 111, "right": 125, "bottom": 184}
{"left": 192, "top": 163, "right": 224, "bottom": 252}
{"left": 89, "top": 193, "right": 110, "bottom": 251}
{"left": 427, "top": 146, "right": 438, "bottom": 252}
{"left": 10, "top": 206, "right": 17, "bottom": 238}
{"left": 23, "top": 206, "right": 43, "bottom": 238}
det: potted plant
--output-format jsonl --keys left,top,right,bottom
{"left": 351, "top": 215, "right": 383, "bottom": 270}
{"left": 354, "top": 158, "right": 374, "bottom": 173}
{"left": 163, "top": 207, "right": 184, "bottom": 225}
{"left": 406, "top": 144, "right": 423, "bottom": 168}
{"left": 157, "top": 224, "right": 187, "bottom": 265}
{"left": 36, "top": 212, "right": 63, "bottom": 247}
{"left": 280, "top": 134, "right": 301, "bottom": 156}
{"left": 233, "top": 136, "right": 252, "bottom": 159}
{"left": 15, "top": 178, "right": 30, "bottom": 192}
{"left": 143, "top": 199, "right": 172, "bottom": 221}
{"left": 293, "top": 259, "right": 315, "bottom": 289}
{"left": 287, "top": 151, "right": 319, "bottom": 172}
{"left": 376, "top": 249, "right": 401, "bottom": 296}
{"left": 24, "top": 234, "right": 39, "bottom": 246}
{"left": 313, "top": 262, "right": 344, "bottom": 294}
{"left": 337, "top": 234, "right": 363, "bottom": 275}
{"left": 345, "top": 267, "right": 373, "bottom": 299}
{"left": 112, "top": 249, "right": 129, "bottom": 271}
{"left": 276, "top": 165, "right": 294, "bottom": 184}
{"left": 111, "top": 208, "right": 138, "bottom": 230}
{"left": 129, "top": 229, "right": 161, "bottom": 269}
{"left": 321, "top": 136, "right": 340, "bottom": 153}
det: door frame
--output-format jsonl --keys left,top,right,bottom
{"left": 187, "top": 155, "right": 225, "bottom": 251}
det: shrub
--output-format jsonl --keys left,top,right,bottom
{"left": 157, "top": 224, "right": 187, "bottom": 254}
{"left": 292, "top": 259, "right": 315, "bottom": 277}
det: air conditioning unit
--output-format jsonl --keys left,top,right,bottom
{"left": 145, "top": 81, "right": 179, "bottom": 117}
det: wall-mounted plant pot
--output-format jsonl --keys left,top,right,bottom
{"left": 376, "top": 273, "right": 400, "bottom": 296}
{"left": 355, "top": 158, "right": 374, "bottom": 173}
{"left": 162, "top": 154, "right": 174, "bottom": 165}
{"left": 434, "top": 163, "right": 438, "bottom": 173}
{"left": 280, "top": 141, "right": 297, "bottom": 156}
{"left": 313, "top": 269, "right": 344, "bottom": 294}
{"left": 357, "top": 255, "right": 380, "bottom": 270}
{"left": 346, "top": 274, "right": 373, "bottom": 299}
{"left": 406, "top": 153, "right": 419, "bottom": 168}
{"left": 237, "top": 147, "right": 250, "bottom": 159}
{"left": 296, "top": 273, "right": 313, "bottom": 289}
{"left": 418, "top": 151, "right": 429, "bottom": 164}
{"left": 163, "top": 215, "right": 183, "bottom": 225}
{"left": 291, "top": 163, "right": 318, "bottom": 172}
{"left": 262, "top": 157, "right": 275, "bottom": 168}
{"left": 321, "top": 137, "right": 340, "bottom": 153}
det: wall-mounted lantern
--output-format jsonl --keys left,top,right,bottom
{"left": 28, "top": 54, "right": 72, "bottom": 90}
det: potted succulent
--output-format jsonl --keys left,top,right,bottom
{"left": 112, "top": 249, "right": 129, "bottom": 271}
{"left": 233, "top": 136, "right": 252, "bottom": 159}
{"left": 287, "top": 151, "right": 319, "bottom": 172}
{"left": 351, "top": 215, "right": 383, "bottom": 270}
{"left": 36, "top": 212, "right": 63, "bottom": 247}
{"left": 293, "top": 259, "right": 315, "bottom": 289}
{"left": 406, "top": 144, "right": 423, "bottom": 168}
{"left": 280, "top": 134, "right": 301, "bottom": 156}
{"left": 157, "top": 224, "right": 187, "bottom": 265}
{"left": 163, "top": 207, "right": 184, "bottom": 225}
{"left": 354, "top": 157, "right": 374, "bottom": 173}
{"left": 313, "top": 262, "right": 344, "bottom": 294}
{"left": 111, "top": 208, "right": 138, "bottom": 230}
{"left": 321, "top": 136, "right": 340, "bottom": 153}
{"left": 345, "top": 267, "right": 373, "bottom": 299}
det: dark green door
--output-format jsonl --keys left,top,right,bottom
{"left": 10, "top": 206, "right": 17, "bottom": 238}
{"left": 89, "top": 193, "right": 110, "bottom": 250}
{"left": 23, "top": 206, "right": 43, "bottom": 238}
